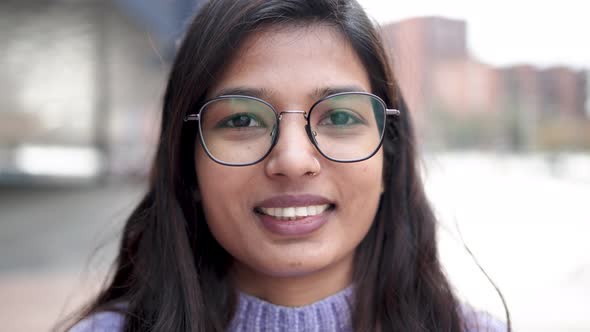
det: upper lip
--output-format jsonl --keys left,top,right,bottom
{"left": 255, "top": 194, "right": 334, "bottom": 208}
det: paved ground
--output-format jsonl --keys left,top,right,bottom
{"left": 425, "top": 153, "right": 590, "bottom": 332}
{"left": 0, "top": 181, "right": 145, "bottom": 332}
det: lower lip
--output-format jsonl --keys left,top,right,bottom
{"left": 256, "top": 209, "right": 332, "bottom": 236}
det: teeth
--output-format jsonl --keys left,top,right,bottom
{"left": 295, "top": 207, "right": 306, "bottom": 217}
{"left": 259, "top": 204, "right": 330, "bottom": 220}
{"left": 284, "top": 207, "right": 295, "bottom": 218}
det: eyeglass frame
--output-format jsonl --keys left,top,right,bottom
{"left": 184, "top": 91, "right": 401, "bottom": 166}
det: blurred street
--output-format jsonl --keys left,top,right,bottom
{"left": 0, "top": 181, "right": 145, "bottom": 331}
{"left": 426, "top": 152, "right": 590, "bottom": 332}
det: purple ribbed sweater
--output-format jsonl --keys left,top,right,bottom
{"left": 69, "top": 286, "right": 506, "bottom": 331}
{"left": 227, "top": 286, "right": 354, "bottom": 332}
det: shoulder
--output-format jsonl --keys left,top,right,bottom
{"left": 68, "top": 311, "right": 125, "bottom": 332}
{"left": 460, "top": 304, "right": 508, "bottom": 332}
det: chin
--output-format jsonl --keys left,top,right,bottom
{"left": 256, "top": 252, "right": 345, "bottom": 279}
{"left": 270, "top": 265, "right": 325, "bottom": 278}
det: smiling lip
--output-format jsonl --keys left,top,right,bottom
{"left": 255, "top": 194, "right": 333, "bottom": 208}
{"left": 254, "top": 194, "right": 335, "bottom": 236}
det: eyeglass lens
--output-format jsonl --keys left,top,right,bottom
{"left": 198, "top": 94, "right": 386, "bottom": 165}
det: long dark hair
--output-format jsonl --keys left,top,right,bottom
{"left": 64, "top": 0, "right": 507, "bottom": 331}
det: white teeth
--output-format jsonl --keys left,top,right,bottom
{"left": 267, "top": 208, "right": 276, "bottom": 217}
{"left": 295, "top": 207, "right": 307, "bottom": 217}
{"left": 259, "top": 204, "right": 330, "bottom": 220}
{"left": 284, "top": 207, "right": 295, "bottom": 218}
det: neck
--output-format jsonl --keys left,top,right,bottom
{"left": 231, "top": 255, "right": 354, "bottom": 306}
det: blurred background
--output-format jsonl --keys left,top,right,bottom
{"left": 0, "top": 0, "right": 588, "bottom": 331}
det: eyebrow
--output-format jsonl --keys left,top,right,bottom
{"left": 310, "top": 85, "right": 368, "bottom": 100}
{"left": 212, "top": 85, "right": 368, "bottom": 101}
{"left": 213, "top": 87, "right": 275, "bottom": 99}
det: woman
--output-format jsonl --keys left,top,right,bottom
{"left": 66, "top": 0, "right": 508, "bottom": 331}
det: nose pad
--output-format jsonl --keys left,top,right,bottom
{"left": 264, "top": 114, "right": 321, "bottom": 178}
{"left": 305, "top": 124, "right": 318, "bottom": 148}
{"left": 270, "top": 123, "right": 278, "bottom": 138}
{"left": 274, "top": 112, "right": 313, "bottom": 150}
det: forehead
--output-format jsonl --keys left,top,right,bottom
{"left": 208, "top": 24, "right": 371, "bottom": 102}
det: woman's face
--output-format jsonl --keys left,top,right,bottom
{"left": 194, "top": 25, "right": 383, "bottom": 288}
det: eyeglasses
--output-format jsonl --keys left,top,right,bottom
{"left": 184, "top": 92, "right": 400, "bottom": 166}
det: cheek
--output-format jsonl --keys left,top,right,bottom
{"left": 336, "top": 153, "right": 383, "bottom": 227}
{"left": 195, "top": 166, "right": 247, "bottom": 257}
{"left": 196, "top": 161, "right": 246, "bottom": 219}
{"left": 194, "top": 149, "right": 259, "bottom": 242}
{"left": 194, "top": 143, "right": 247, "bottom": 199}
{"left": 352, "top": 153, "right": 383, "bottom": 195}
{"left": 195, "top": 148, "right": 234, "bottom": 225}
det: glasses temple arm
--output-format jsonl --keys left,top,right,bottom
{"left": 184, "top": 114, "right": 200, "bottom": 122}
{"left": 386, "top": 108, "right": 400, "bottom": 116}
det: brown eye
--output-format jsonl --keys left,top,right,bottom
{"left": 318, "top": 109, "right": 362, "bottom": 126}
{"left": 218, "top": 113, "right": 265, "bottom": 128}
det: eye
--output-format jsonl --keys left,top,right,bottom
{"left": 317, "top": 109, "right": 363, "bottom": 126}
{"left": 218, "top": 113, "right": 265, "bottom": 128}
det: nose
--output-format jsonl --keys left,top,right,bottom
{"left": 264, "top": 112, "right": 321, "bottom": 179}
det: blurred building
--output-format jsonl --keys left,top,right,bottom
{"left": 538, "top": 67, "right": 587, "bottom": 119}
{"left": 0, "top": 0, "right": 199, "bottom": 184}
{"left": 381, "top": 17, "right": 468, "bottom": 115}
{"left": 381, "top": 16, "right": 589, "bottom": 150}
{"left": 499, "top": 65, "right": 541, "bottom": 112}
{"left": 497, "top": 65, "right": 543, "bottom": 149}
{"left": 432, "top": 59, "right": 500, "bottom": 114}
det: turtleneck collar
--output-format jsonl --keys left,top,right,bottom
{"left": 227, "top": 285, "right": 354, "bottom": 332}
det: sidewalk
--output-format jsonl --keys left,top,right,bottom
{"left": 0, "top": 181, "right": 144, "bottom": 332}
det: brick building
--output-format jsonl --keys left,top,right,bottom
{"left": 381, "top": 17, "right": 468, "bottom": 114}
{"left": 380, "top": 16, "right": 588, "bottom": 148}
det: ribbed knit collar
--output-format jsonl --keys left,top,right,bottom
{"left": 227, "top": 285, "right": 355, "bottom": 332}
